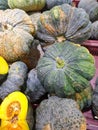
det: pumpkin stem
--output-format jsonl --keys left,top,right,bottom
{"left": 57, "top": 36, "right": 66, "bottom": 42}
{"left": 56, "top": 57, "right": 65, "bottom": 68}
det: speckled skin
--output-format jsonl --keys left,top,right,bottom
{"left": 36, "top": 96, "right": 86, "bottom": 130}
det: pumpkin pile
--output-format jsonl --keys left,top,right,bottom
{"left": 0, "top": 0, "right": 97, "bottom": 130}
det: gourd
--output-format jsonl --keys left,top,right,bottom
{"left": 0, "top": 61, "right": 28, "bottom": 100}
{"left": 0, "top": 9, "right": 35, "bottom": 62}
{"left": 25, "top": 68, "right": 46, "bottom": 103}
{"left": 36, "top": 4, "right": 91, "bottom": 48}
{"left": 92, "top": 77, "right": 98, "bottom": 120}
{"left": 0, "top": 0, "right": 10, "bottom": 10}
{"left": 78, "top": 0, "right": 98, "bottom": 22}
{"left": 8, "top": 0, "right": 46, "bottom": 12}
{"left": 36, "top": 96, "right": 87, "bottom": 130}
{"left": 21, "top": 39, "right": 41, "bottom": 70}
{"left": 0, "top": 56, "right": 9, "bottom": 84}
{"left": 0, "top": 91, "right": 34, "bottom": 130}
{"left": 37, "top": 41, "right": 95, "bottom": 110}
{"left": 90, "top": 21, "right": 98, "bottom": 40}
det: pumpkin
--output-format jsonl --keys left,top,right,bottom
{"left": 0, "top": 0, "right": 10, "bottom": 10}
{"left": 36, "top": 96, "right": 87, "bottom": 130}
{"left": 45, "top": 0, "right": 73, "bottom": 10}
{"left": 92, "top": 77, "right": 98, "bottom": 120}
{"left": 0, "top": 9, "right": 35, "bottom": 62}
{"left": 0, "top": 61, "right": 28, "bottom": 100}
{"left": 0, "top": 56, "right": 9, "bottom": 85}
{"left": 0, "top": 91, "right": 34, "bottom": 130}
{"left": 21, "top": 39, "right": 41, "bottom": 70}
{"left": 37, "top": 41, "right": 95, "bottom": 110}
{"left": 8, "top": 0, "right": 46, "bottom": 12}
{"left": 78, "top": 0, "right": 98, "bottom": 22}
{"left": 90, "top": 21, "right": 98, "bottom": 40}
{"left": 36, "top": 4, "right": 91, "bottom": 48}
{"left": 25, "top": 68, "right": 46, "bottom": 103}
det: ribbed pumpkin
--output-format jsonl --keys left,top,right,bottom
{"left": 90, "top": 21, "right": 98, "bottom": 40}
{"left": 36, "top": 4, "right": 91, "bottom": 48}
{"left": 8, "top": 0, "right": 46, "bottom": 12}
{"left": 36, "top": 96, "right": 87, "bottom": 130}
{"left": 78, "top": 0, "right": 98, "bottom": 22}
{"left": 0, "top": 0, "right": 10, "bottom": 10}
{"left": 37, "top": 41, "right": 95, "bottom": 110}
{"left": 0, "top": 9, "right": 35, "bottom": 62}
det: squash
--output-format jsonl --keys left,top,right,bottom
{"left": 0, "top": 91, "right": 34, "bottom": 130}
{"left": 45, "top": 0, "right": 73, "bottom": 10}
{"left": 36, "top": 96, "right": 87, "bottom": 130}
{"left": 0, "top": 0, "right": 10, "bottom": 10}
{"left": 36, "top": 4, "right": 91, "bottom": 48}
{"left": 8, "top": 0, "right": 46, "bottom": 12}
{"left": 92, "top": 77, "right": 98, "bottom": 120}
{"left": 37, "top": 41, "right": 95, "bottom": 110}
{"left": 0, "top": 9, "right": 35, "bottom": 62}
{"left": 21, "top": 39, "right": 41, "bottom": 70}
{"left": 90, "top": 21, "right": 98, "bottom": 40}
{"left": 78, "top": 0, "right": 98, "bottom": 22}
{"left": 0, "top": 61, "right": 28, "bottom": 100}
{"left": 25, "top": 68, "right": 46, "bottom": 103}
{"left": 0, "top": 56, "right": 9, "bottom": 85}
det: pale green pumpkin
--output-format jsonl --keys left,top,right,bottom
{"left": 8, "top": 0, "right": 46, "bottom": 12}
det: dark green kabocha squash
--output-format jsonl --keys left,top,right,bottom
{"left": 90, "top": 21, "right": 98, "bottom": 40}
{"left": 37, "top": 41, "right": 95, "bottom": 110}
{"left": 0, "top": 0, "right": 10, "bottom": 10}
{"left": 78, "top": 0, "right": 98, "bottom": 22}
{"left": 25, "top": 69, "right": 46, "bottom": 103}
{"left": 92, "top": 77, "right": 98, "bottom": 120}
{"left": 36, "top": 96, "right": 87, "bottom": 130}
{"left": 0, "top": 61, "right": 28, "bottom": 100}
{"left": 36, "top": 4, "right": 91, "bottom": 48}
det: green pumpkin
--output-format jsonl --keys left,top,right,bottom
{"left": 0, "top": 0, "right": 10, "bottom": 10}
{"left": 37, "top": 41, "right": 95, "bottom": 110}
{"left": 8, "top": 0, "right": 46, "bottom": 12}
{"left": 36, "top": 4, "right": 91, "bottom": 48}
{"left": 90, "top": 21, "right": 98, "bottom": 40}
{"left": 36, "top": 96, "right": 87, "bottom": 130}
{"left": 78, "top": 0, "right": 98, "bottom": 22}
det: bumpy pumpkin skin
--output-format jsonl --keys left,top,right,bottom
{"left": 8, "top": 0, "right": 46, "bottom": 12}
{"left": 36, "top": 96, "right": 87, "bottom": 130}
{"left": 0, "top": 91, "right": 34, "bottom": 130}
{"left": 78, "top": 0, "right": 98, "bottom": 22}
{"left": 0, "top": 61, "right": 28, "bottom": 100}
{"left": 37, "top": 41, "right": 95, "bottom": 110}
{"left": 92, "top": 77, "right": 98, "bottom": 119}
{"left": 36, "top": 4, "right": 91, "bottom": 48}
{"left": 0, "top": 9, "right": 35, "bottom": 62}
{"left": 0, "top": 0, "right": 10, "bottom": 10}
{"left": 25, "top": 68, "right": 46, "bottom": 103}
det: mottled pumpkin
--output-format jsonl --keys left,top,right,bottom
{"left": 0, "top": 91, "right": 34, "bottom": 130}
{"left": 0, "top": 0, "right": 10, "bottom": 10}
{"left": 78, "top": 0, "right": 98, "bottom": 22}
{"left": 37, "top": 41, "right": 95, "bottom": 110}
{"left": 8, "top": 0, "right": 46, "bottom": 12}
{"left": 36, "top": 96, "right": 87, "bottom": 130}
{"left": 36, "top": 4, "right": 91, "bottom": 48}
{"left": 0, "top": 9, "right": 35, "bottom": 62}
{"left": 0, "top": 61, "right": 28, "bottom": 100}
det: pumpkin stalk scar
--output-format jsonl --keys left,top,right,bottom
{"left": 56, "top": 35, "right": 66, "bottom": 42}
{"left": 2, "top": 23, "right": 13, "bottom": 31}
{"left": 56, "top": 57, "right": 65, "bottom": 68}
